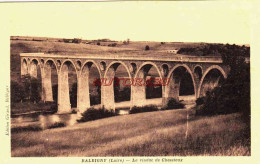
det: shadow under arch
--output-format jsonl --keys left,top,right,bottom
{"left": 103, "top": 61, "right": 132, "bottom": 110}
{"left": 78, "top": 60, "right": 102, "bottom": 112}
{"left": 28, "top": 59, "right": 42, "bottom": 103}
{"left": 21, "top": 58, "right": 29, "bottom": 76}
{"left": 44, "top": 58, "right": 59, "bottom": 75}
{"left": 133, "top": 62, "right": 163, "bottom": 107}
{"left": 29, "top": 59, "right": 40, "bottom": 78}
{"left": 198, "top": 65, "right": 227, "bottom": 97}
{"left": 43, "top": 59, "right": 59, "bottom": 103}
{"left": 166, "top": 64, "right": 196, "bottom": 101}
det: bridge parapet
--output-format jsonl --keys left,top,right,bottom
{"left": 20, "top": 53, "right": 224, "bottom": 63}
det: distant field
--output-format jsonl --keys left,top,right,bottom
{"left": 11, "top": 38, "right": 202, "bottom": 86}
{"left": 11, "top": 109, "right": 250, "bottom": 156}
{"left": 10, "top": 38, "right": 210, "bottom": 83}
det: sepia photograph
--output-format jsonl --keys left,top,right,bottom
{"left": 1, "top": 0, "right": 257, "bottom": 161}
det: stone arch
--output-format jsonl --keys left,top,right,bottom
{"left": 44, "top": 59, "right": 58, "bottom": 74}
{"left": 80, "top": 60, "right": 101, "bottom": 77}
{"left": 103, "top": 61, "right": 132, "bottom": 110}
{"left": 31, "top": 58, "right": 40, "bottom": 63}
{"left": 28, "top": 58, "right": 43, "bottom": 102}
{"left": 58, "top": 60, "right": 78, "bottom": 113}
{"left": 29, "top": 59, "right": 40, "bottom": 78}
{"left": 166, "top": 64, "right": 196, "bottom": 101}
{"left": 134, "top": 62, "right": 163, "bottom": 79}
{"left": 21, "top": 58, "right": 28, "bottom": 76}
{"left": 43, "top": 59, "right": 59, "bottom": 102}
{"left": 133, "top": 62, "right": 163, "bottom": 107}
{"left": 60, "top": 59, "right": 79, "bottom": 75}
{"left": 198, "top": 65, "right": 227, "bottom": 97}
{"left": 104, "top": 61, "right": 132, "bottom": 79}
{"left": 78, "top": 60, "right": 102, "bottom": 112}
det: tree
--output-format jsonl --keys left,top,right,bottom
{"left": 11, "top": 81, "right": 25, "bottom": 103}
{"left": 30, "top": 77, "right": 41, "bottom": 103}
{"left": 196, "top": 44, "right": 250, "bottom": 121}
{"left": 145, "top": 45, "right": 150, "bottom": 51}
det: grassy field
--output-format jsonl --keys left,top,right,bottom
{"left": 11, "top": 109, "right": 250, "bottom": 156}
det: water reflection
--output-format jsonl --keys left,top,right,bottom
{"left": 11, "top": 113, "right": 79, "bottom": 132}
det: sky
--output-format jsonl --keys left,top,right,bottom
{"left": 7, "top": 1, "right": 250, "bottom": 44}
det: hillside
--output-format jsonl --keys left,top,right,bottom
{"left": 10, "top": 37, "right": 208, "bottom": 82}
{"left": 11, "top": 109, "right": 250, "bottom": 156}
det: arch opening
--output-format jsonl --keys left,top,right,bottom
{"left": 199, "top": 68, "right": 225, "bottom": 97}
{"left": 145, "top": 65, "right": 162, "bottom": 99}
{"left": 135, "top": 64, "right": 163, "bottom": 100}
{"left": 113, "top": 64, "right": 131, "bottom": 103}
{"left": 30, "top": 59, "right": 42, "bottom": 103}
{"left": 105, "top": 63, "right": 131, "bottom": 102}
{"left": 45, "top": 60, "right": 58, "bottom": 103}
{"left": 167, "top": 66, "right": 195, "bottom": 101}
{"left": 68, "top": 62, "right": 77, "bottom": 109}
{"left": 81, "top": 62, "right": 101, "bottom": 108}
{"left": 103, "top": 62, "right": 131, "bottom": 110}
{"left": 21, "top": 58, "right": 28, "bottom": 76}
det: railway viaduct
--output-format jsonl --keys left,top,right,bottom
{"left": 20, "top": 53, "right": 241, "bottom": 114}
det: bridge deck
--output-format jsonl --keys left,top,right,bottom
{"left": 21, "top": 53, "right": 225, "bottom": 63}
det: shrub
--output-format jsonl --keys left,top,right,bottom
{"left": 72, "top": 38, "right": 82, "bottom": 44}
{"left": 177, "top": 43, "right": 249, "bottom": 57}
{"left": 97, "top": 42, "right": 101, "bottom": 45}
{"left": 19, "top": 75, "right": 41, "bottom": 103}
{"left": 77, "top": 107, "right": 117, "bottom": 122}
{"left": 11, "top": 81, "right": 25, "bottom": 103}
{"left": 129, "top": 105, "right": 159, "bottom": 114}
{"left": 164, "top": 98, "right": 185, "bottom": 110}
{"left": 90, "top": 95, "right": 101, "bottom": 106}
{"left": 47, "top": 122, "right": 66, "bottom": 129}
{"left": 48, "top": 102, "right": 58, "bottom": 114}
{"left": 123, "top": 39, "right": 130, "bottom": 45}
{"left": 195, "top": 49, "right": 250, "bottom": 119}
{"left": 145, "top": 45, "right": 150, "bottom": 51}
{"left": 63, "top": 39, "right": 71, "bottom": 43}
{"left": 195, "top": 97, "right": 204, "bottom": 106}
{"left": 52, "top": 84, "right": 58, "bottom": 102}
{"left": 11, "top": 125, "right": 42, "bottom": 133}
{"left": 30, "top": 78, "right": 41, "bottom": 103}
{"left": 11, "top": 101, "right": 57, "bottom": 115}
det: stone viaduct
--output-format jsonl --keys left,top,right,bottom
{"left": 20, "top": 53, "right": 237, "bottom": 114}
